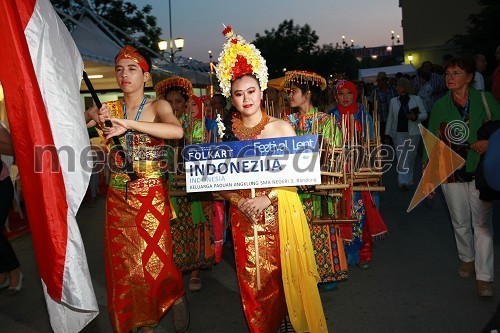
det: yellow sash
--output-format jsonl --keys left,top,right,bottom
{"left": 276, "top": 187, "right": 329, "bottom": 332}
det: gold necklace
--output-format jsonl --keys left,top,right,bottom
{"left": 232, "top": 110, "right": 270, "bottom": 140}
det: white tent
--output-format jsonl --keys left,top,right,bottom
{"left": 359, "top": 64, "right": 417, "bottom": 83}
{"left": 57, "top": 6, "right": 211, "bottom": 89}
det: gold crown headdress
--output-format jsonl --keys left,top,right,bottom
{"left": 215, "top": 25, "right": 268, "bottom": 97}
{"left": 285, "top": 70, "right": 327, "bottom": 91}
{"left": 154, "top": 76, "right": 193, "bottom": 100}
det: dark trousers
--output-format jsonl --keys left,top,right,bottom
{"left": 0, "top": 177, "right": 20, "bottom": 273}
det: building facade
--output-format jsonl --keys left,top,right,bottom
{"left": 400, "top": 0, "right": 482, "bottom": 68}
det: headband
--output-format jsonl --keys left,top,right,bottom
{"left": 115, "top": 45, "right": 149, "bottom": 72}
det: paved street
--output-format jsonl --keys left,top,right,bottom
{"left": 1, "top": 165, "right": 499, "bottom": 332}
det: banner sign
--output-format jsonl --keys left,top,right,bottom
{"left": 183, "top": 135, "right": 321, "bottom": 193}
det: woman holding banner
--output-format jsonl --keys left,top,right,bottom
{"left": 215, "top": 26, "right": 327, "bottom": 333}
{"left": 84, "top": 46, "right": 189, "bottom": 333}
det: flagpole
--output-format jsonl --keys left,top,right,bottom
{"left": 82, "top": 70, "right": 138, "bottom": 181}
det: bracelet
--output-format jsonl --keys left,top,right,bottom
{"left": 266, "top": 190, "right": 278, "bottom": 204}
{"left": 230, "top": 194, "right": 242, "bottom": 207}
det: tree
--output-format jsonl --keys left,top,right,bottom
{"left": 316, "top": 44, "right": 359, "bottom": 80}
{"left": 253, "top": 20, "right": 360, "bottom": 80}
{"left": 450, "top": 0, "right": 500, "bottom": 72}
{"left": 51, "top": 0, "right": 162, "bottom": 54}
{"left": 253, "top": 20, "right": 320, "bottom": 78}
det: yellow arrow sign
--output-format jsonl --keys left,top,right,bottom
{"left": 408, "top": 125, "right": 465, "bottom": 212}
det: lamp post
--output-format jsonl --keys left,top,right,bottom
{"left": 408, "top": 54, "right": 413, "bottom": 64}
{"left": 391, "top": 30, "right": 395, "bottom": 46}
{"left": 208, "top": 50, "right": 214, "bottom": 96}
{"left": 342, "top": 35, "right": 346, "bottom": 48}
{"left": 158, "top": 0, "right": 184, "bottom": 63}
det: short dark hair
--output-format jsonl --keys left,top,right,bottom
{"left": 290, "top": 81, "right": 323, "bottom": 107}
{"left": 418, "top": 69, "right": 431, "bottom": 82}
{"left": 444, "top": 56, "right": 476, "bottom": 75}
{"left": 212, "top": 93, "right": 227, "bottom": 108}
{"left": 165, "top": 86, "right": 189, "bottom": 101}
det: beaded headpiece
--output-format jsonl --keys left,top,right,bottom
{"left": 215, "top": 25, "right": 268, "bottom": 97}
{"left": 154, "top": 76, "right": 193, "bottom": 100}
{"left": 116, "top": 45, "right": 149, "bottom": 72}
{"left": 285, "top": 70, "right": 327, "bottom": 91}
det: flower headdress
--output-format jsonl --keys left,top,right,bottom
{"left": 285, "top": 70, "right": 327, "bottom": 91}
{"left": 154, "top": 76, "right": 193, "bottom": 100}
{"left": 215, "top": 25, "right": 268, "bottom": 97}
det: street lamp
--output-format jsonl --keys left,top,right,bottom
{"left": 396, "top": 35, "right": 400, "bottom": 44}
{"left": 158, "top": 0, "right": 184, "bottom": 63}
{"left": 158, "top": 37, "right": 184, "bottom": 63}
{"left": 342, "top": 35, "right": 346, "bottom": 48}
{"left": 408, "top": 54, "right": 413, "bottom": 64}
{"left": 391, "top": 30, "right": 395, "bottom": 46}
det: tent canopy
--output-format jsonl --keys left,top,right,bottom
{"left": 359, "top": 64, "right": 417, "bottom": 83}
{"left": 66, "top": 8, "right": 211, "bottom": 89}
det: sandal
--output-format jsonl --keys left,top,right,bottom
{"left": 356, "top": 261, "right": 371, "bottom": 270}
{"left": 189, "top": 277, "right": 202, "bottom": 291}
{"left": 172, "top": 295, "right": 190, "bottom": 333}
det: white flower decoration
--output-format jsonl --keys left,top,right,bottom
{"left": 216, "top": 113, "right": 226, "bottom": 138}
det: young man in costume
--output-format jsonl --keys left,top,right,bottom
{"left": 85, "top": 46, "right": 189, "bottom": 333}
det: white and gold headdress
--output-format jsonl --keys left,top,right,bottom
{"left": 215, "top": 26, "right": 268, "bottom": 97}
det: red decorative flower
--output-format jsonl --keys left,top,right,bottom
{"left": 222, "top": 26, "right": 233, "bottom": 36}
{"left": 231, "top": 54, "right": 253, "bottom": 81}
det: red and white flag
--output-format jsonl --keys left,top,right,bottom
{"left": 0, "top": 0, "right": 98, "bottom": 332}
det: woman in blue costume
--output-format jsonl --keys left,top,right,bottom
{"left": 285, "top": 70, "right": 349, "bottom": 289}
{"left": 328, "top": 80, "right": 387, "bottom": 269}
{"left": 155, "top": 77, "right": 216, "bottom": 292}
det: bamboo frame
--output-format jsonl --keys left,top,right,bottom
{"left": 312, "top": 218, "right": 357, "bottom": 225}
{"left": 251, "top": 188, "right": 261, "bottom": 290}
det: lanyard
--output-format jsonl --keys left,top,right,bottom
{"left": 462, "top": 98, "right": 470, "bottom": 122}
{"left": 123, "top": 97, "right": 147, "bottom": 151}
{"left": 123, "top": 97, "right": 147, "bottom": 121}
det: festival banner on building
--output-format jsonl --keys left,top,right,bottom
{"left": 183, "top": 135, "right": 321, "bottom": 193}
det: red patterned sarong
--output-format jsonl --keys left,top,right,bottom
{"left": 105, "top": 178, "right": 184, "bottom": 333}
{"left": 231, "top": 189, "right": 287, "bottom": 333}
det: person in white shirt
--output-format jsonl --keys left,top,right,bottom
{"left": 386, "top": 78, "right": 427, "bottom": 189}
{"left": 473, "top": 54, "right": 487, "bottom": 91}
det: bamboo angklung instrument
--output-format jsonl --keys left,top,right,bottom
{"left": 251, "top": 188, "right": 261, "bottom": 290}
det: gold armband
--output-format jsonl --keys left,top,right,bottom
{"left": 266, "top": 190, "right": 278, "bottom": 204}
{"left": 230, "top": 194, "right": 242, "bottom": 207}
